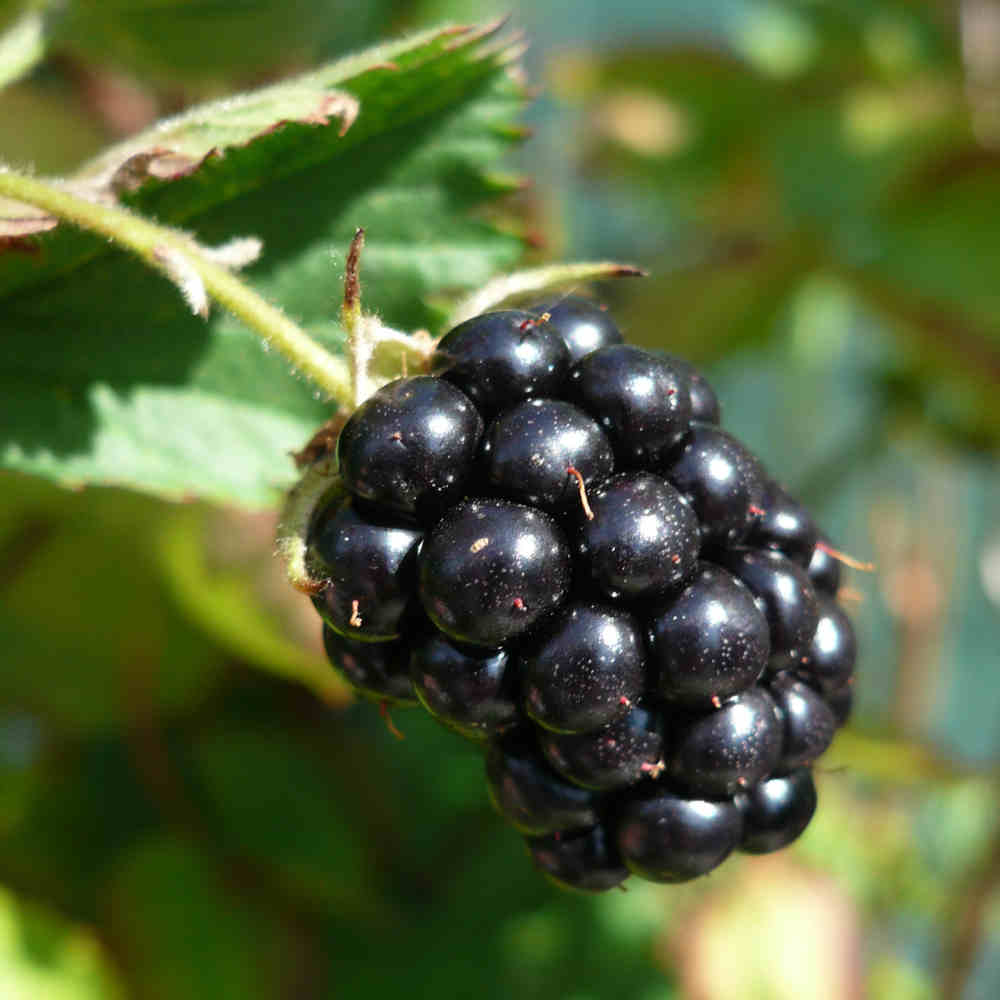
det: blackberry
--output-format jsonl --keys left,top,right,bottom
{"left": 291, "top": 292, "right": 862, "bottom": 893}
{"left": 825, "top": 681, "right": 854, "bottom": 727}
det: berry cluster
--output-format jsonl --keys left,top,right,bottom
{"left": 305, "top": 297, "right": 858, "bottom": 893}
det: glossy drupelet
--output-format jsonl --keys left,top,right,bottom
{"left": 649, "top": 563, "right": 770, "bottom": 705}
{"left": 418, "top": 499, "right": 573, "bottom": 648}
{"left": 568, "top": 345, "right": 693, "bottom": 467}
{"left": 719, "top": 548, "right": 820, "bottom": 672}
{"left": 409, "top": 633, "right": 518, "bottom": 740}
{"left": 526, "top": 824, "right": 629, "bottom": 892}
{"left": 746, "top": 480, "right": 818, "bottom": 567}
{"left": 807, "top": 535, "right": 842, "bottom": 595}
{"left": 337, "top": 376, "right": 483, "bottom": 524}
{"left": 738, "top": 768, "right": 817, "bottom": 854}
{"left": 617, "top": 785, "right": 744, "bottom": 882}
{"left": 520, "top": 602, "right": 647, "bottom": 734}
{"left": 662, "top": 425, "right": 766, "bottom": 548}
{"left": 575, "top": 471, "right": 701, "bottom": 602}
{"left": 480, "top": 398, "right": 614, "bottom": 513}
{"left": 805, "top": 595, "right": 857, "bottom": 693}
{"left": 768, "top": 672, "right": 836, "bottom": 771}
{"left": 667, "top": 688, "right": 784, "bottom": 797}
{"left": 537, "top": 702, "right": 666, "bottom": 790}
{"left": 532, "top": 295, "right": 625, "bottom": 363}
{"left": 659, "top": 353, "right": 721, "bottom": 425}
{"left": 322, "top": 625, "right": 417, "bottom": 705}
{"left": 307, "top": 498, "right": 422, "bottom": 642}
{"left": 433, "top": 310, "right": 570, "bottom": 417}
{"left": 485, "top": 728, "right": 600, "bottom": 836}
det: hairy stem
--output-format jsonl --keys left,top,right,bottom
{"left": 0, "top": 168, "right": 353, "bottom": 404}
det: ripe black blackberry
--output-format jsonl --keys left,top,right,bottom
{"left": 291, "top": 292, "right": 864, "bottom": 893}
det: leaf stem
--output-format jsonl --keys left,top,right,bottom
{"left": 0, "top": 168, "right": 353, "bottom": 405}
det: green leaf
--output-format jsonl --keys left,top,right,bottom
{"left": 0, "top": 22, "right": 526, "bottom": 507}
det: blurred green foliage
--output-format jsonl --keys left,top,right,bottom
{"left": 1, "top": 1, "right": 999, "bottom": 998}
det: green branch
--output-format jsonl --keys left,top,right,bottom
{"left": 0, "top": 168, "right": 353, "bottom": 405}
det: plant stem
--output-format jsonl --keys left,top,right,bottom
{"left": 0, "top": 168, "right": 353, "bottom": 405}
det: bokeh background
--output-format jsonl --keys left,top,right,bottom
{"left": 2, "top": 1, "right": 1000, "bottom": 997}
